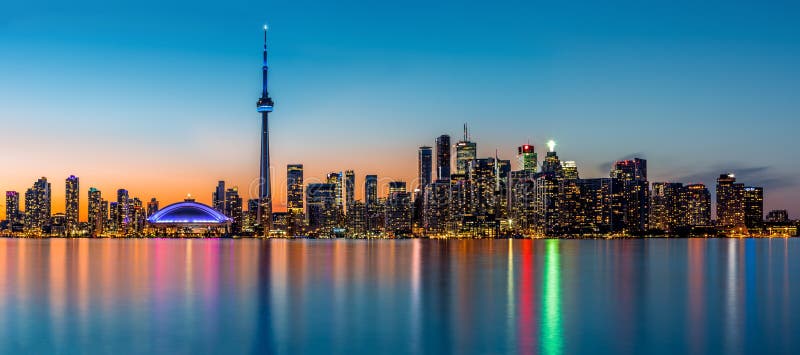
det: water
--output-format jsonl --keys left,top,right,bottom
{"left": 1, "top": 238, "right": 798, "bottom": 354}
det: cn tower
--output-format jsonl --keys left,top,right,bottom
{"left": 256, "top": 24, "right": 274, "bottom": 233}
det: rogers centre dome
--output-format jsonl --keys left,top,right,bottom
{"left": 147, "top": 201, "right": 231, "bottom": 226}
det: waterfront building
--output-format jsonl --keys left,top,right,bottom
{"left": 306, "top": 183, "right": 337, "bottom": 237}
{"left": 716, "top": 174, "right": 745, "bottom": 229}
{"left": 5, "top": 191, "right": 19, "bottom": 224}
{"left": 685, "top": 184, "right": 711, "bottom": 227}
{"left": 767, "top": 210, "right": 789, "bottom": 223}
{"left": 225, "top": 187, "right": 244, "bottom": 233}
{"left": 212, "top": 181, "right": 226, "bottom": 213}
{"left": 147, "top": 199, "right": 231, "bottom": 237}
{"left": 345, "top": 170, "right": 355, "bottom": 214}
{"left": 117, "top": 189, "right": 131, "bottom": 234}
{"left": 386, "top": 185, "right": 412, "bottom": 236}
{"left": 611, "top": 158, "right": 650, "bottom": 233}
{"left": 65, "top": 175, "right": 79, "bottom": 234}
{"left": 743, "top": 186, "right": 764, "bottom": 229}
{"left": 423, "top": 179, "right": 451, "bottom": 234}
{"left": 418, "top": 146, "right": 433, "bottom": 191}
{"left": 650, "top": 182, "right": 687, "bottom": 232}
{"left": 88, "top": 188, "right": 104, "bottom": 236}
{"left": 108, "top": 202, "right": 119, "bottom": 233}
{"left": 435, "top": 134, "right": 451, "bottom": 181}
{"left": 147, "top": 198, "right": 159, "bottom": 217}
{"left": 24, "top": 177, "right": 51, "bottom": 234}
{"left": 577, "top": 178, "right": 622, "bottom": 234}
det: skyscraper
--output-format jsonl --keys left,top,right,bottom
{"left": 517, "top": 144, "right": 538, "bottom": 173}
{"left": 5, "top": 191, "right": 19, "bottom": 224}
{"left": 649, "top": 182, "right": 686, "bottom": 232}
{"left": 345, "top": 170, "right": 355, "bottom": 214}
{"left": 147, "top": 198, "right": 159, "bottom": 217}
{"left": 256, "top": 25, "right": 276, "bottom": 232}
{"left": 65, "top": 175, "right": 79, "bottom": 233}
{"left": 743, "top": 186, "right": 764, "bottom": 229}
{"left": 287, "top": 164, "right": 304, "bottom": 214}
{"left": 306, "top": 183, "right": 337, "bottom": 236}
{"left": 716, "top": 174, "right": 745, "bottom": 229}
{"left": 418, "top": 146, "right": 433, "bottom": 191}
{"left": 455, "top": 124, "right": 477, "bottom": 175}
{"left": 685, "top": 184, "right": 711, "bottom": 227}
{"left": 213, "top": 181, "right": 226, "bottom": 213}
{"left": 611, "top": 158, "right": 650, "bottom": 233}
{"left": 226, "top": 187, "right": 244, "bottom": 233}
{"left": 88, "top": 188, "right": 103, "bottom": 236}
{"left": 117, "top": 189, "right": 130, "bottom": 234}
{"left": 365, "top": 174, "right": 378, "bottom": 211}
{"left": 435, "top": 135, "right": 451, "bottom": 181}
{"left": 24, "top": 177, "right": 51, "bottom": 233}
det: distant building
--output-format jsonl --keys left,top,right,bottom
{"left": 418, "top": 146, "right": 433, "bottom": 191}
{"left": 611, "top": 158, "right": 649, "bottom": 233}
{"left": 5, "top": 191, "right": 19, "bottom": 224}
{"left": 650, "top": 182, "right": 686, "bottom": 232}
{"left": 743, "top": 186, "right": 764, "bottom": 229}
{"left": 716, "top": 174, "right": 745, "bottom": 229}
{"left": 147, "top": 198, "right": 159, "bottom": 217}
{"left": 685, "top": 184, "right": 711, "bottom": 227}
{"left": 517, "top": 144, "right": 538, "bottom": 173}
{"left": 212, "top": 181, "right": 226, "bottom": 213}
{"left": 287, "top": 164, "right": 304, "bottom": 214}
{"left": 225, "top": 187, "right": 243, "bottom": 233}
{"left": 766, "top": 210, "right": 789, "bottom": 223}
{"left": 344, "top": 170, "right": 355, "bottom": 214}
{"left": 65, "top": 175, "right": 80, "bottom": 234}
{"left": 435, "top": 135, "right": 451, "bottom": 181}
{"left": 455, "top": 124, "right": 477, "bottom": 175}
{"left": 386, "top": 182, "right": 412, "bottom": 236}
{"left": 88, "top": 188, "right": 104, "bottom": 236}
{"left": 25, "top": 177, "right": 51, "bottom": 233}
{"left": 306, "top": 183, "right": 337, "bottom": 236}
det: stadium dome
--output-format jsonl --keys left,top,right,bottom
{"left": 147, "top": 201, "right": 231, "bottom": 226}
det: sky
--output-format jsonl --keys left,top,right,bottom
{"left": 1, "top": 0, "right": 799, "bottom": 220}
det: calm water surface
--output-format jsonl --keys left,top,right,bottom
{"left": 1, "top": 238, "right": 799, "bottom": 354}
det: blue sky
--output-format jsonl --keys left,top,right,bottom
{"left": 1, "top": 0, "right": 799, "bottom": 216}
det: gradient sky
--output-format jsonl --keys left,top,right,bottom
{"left": 2, "top": 0, "right": 799, "bottom": 220}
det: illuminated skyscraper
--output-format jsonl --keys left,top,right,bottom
{"left": 386, "top": 181, "right": 412, "bottom": 235}
{"left": 212, "top": 181, "right": 226, "bottom": 213}
{"left": 423, "top": 180, "right": 450, "bottom": 234}
{"left": 418, "top": 146, "right": 432, "bottom": 190}
{"left": 256, "top": 25, "right": 276, "bottom": 232}
{"left": 455, "top": 124, "right": 477, "bottom": 175}
{"left": 345, "top": 170, "right": 355, "bottom": 214}
{"left": 225, "top": 187, "right": 244, "bottom": 233}
{"left": 649, "top": 182, "right": 686, "bottom": 232}
{"left": 24, "top": 177, "right": 51, "bottom": 233}
{"left": 108, "top": 202, "right": 119, "bottom": 232}
{"left": 117, "top": 189, "right": 130, "bottom": 234}
{"left": 5, "top": 191, "right": 19, "bottom": 224}
{"left": 65, "top": 175, "right": 79, "bottom": 233}
{"left": 716, "top": 174, "right": 745, "bottom": 229}
{"left": 517, "top": 144, "right": 538, "bottom": 173}
{"left": 365, "top": 175, "right": 378, "bottom": 208}
{"left": 611, "top": 158, "right": 650, "bottom": 233}
{"left": 435, "top": 135, "right": 451, "bottom": 181}
{"left": 684, "top": 184, "right": 711, "bottom": 227}
{"left": 561, "top": 161, "right": 578, "bottom": 180}
{"left": 306, "top": 183, "right": 337, "bottom": 236}
{"left": 743, "top": 186, "right": 764, "bottom": 229}
{"left": 327, "top": 172, "right": 344, "bottom": 212}
{"left": 287, "top": 164, "right": 304, "bottom": 214}
{"left": 88, "top": 188, "right": 104, "bottom": 236}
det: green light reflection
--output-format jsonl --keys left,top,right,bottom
{"left": 542, "top": 239, "right": 563, "bottom": 355}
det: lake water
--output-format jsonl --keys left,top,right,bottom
{"left": 1, "top": 238, "right": 798, "bottom": 354}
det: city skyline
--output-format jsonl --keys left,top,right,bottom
{"left": 3, "top": 1, "right": 800, "bottom": 220}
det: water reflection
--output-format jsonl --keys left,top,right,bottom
{"left": 1, "top": 238, "right": 800, "bottom": 354}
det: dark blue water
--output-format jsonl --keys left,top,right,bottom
{"left": 1, "top": 238, "right": 798, "bottom": 354}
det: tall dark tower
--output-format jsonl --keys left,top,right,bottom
{"left": 256, "top": 24, "right": 275, "bottom": 233}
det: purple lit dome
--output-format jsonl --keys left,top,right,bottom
{"left": 147, "top": 201, "right": 231, "bottom": 225}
